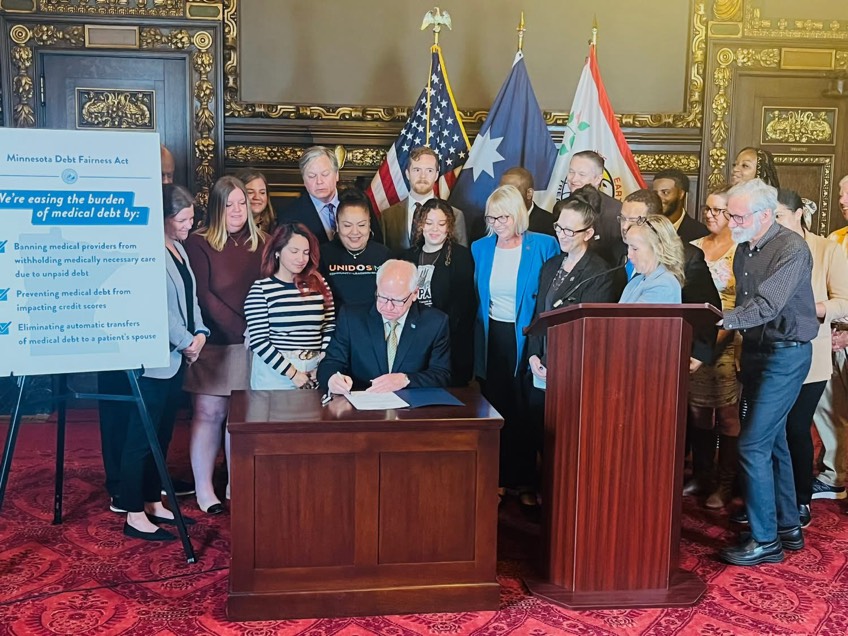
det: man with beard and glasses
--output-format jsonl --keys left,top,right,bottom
{"left": 719, "top": 178, "right": 818, "bottom": 566}
{"left": 380, "top": 146, "right": 468, "bottom": 253}
{"left": 651, "top": 168, "right": 709, "bottom": 243}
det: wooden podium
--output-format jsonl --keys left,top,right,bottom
{"left": 226, "top": 388, "right": 502, "bottom": 620}
{"left": 524, "top": 303, "right": 721, "bottom": 609}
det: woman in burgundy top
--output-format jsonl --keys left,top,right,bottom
{"left": 183, "top": 176, "right": 265, "bottom": 514}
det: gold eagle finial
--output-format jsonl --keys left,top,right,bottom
{"left": 421, "top": 7, "right": 452, "bottom": 46}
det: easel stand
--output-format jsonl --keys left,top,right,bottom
{"left": 0, "top": 370, "right": 196, "bottom": 563}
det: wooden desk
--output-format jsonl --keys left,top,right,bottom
{"left": 227, "top": 388, "right": 503, "bottom": 620}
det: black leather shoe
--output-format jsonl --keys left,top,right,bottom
{"left": 720, "top": 537, "right": 784, "bottom": 566}
{"left": 799, "top": 504, "right": 812, "bottom": 529}
{"left": 146, "top": 513, "right": 196, "bottom": 526}
{"left": 123, "top": 522, "right": 176, "bottom": 542}
{"left": 730, "top": 509, "right": 749, "bottom": 524}
{"left": 778, "top": 526, "right": 804, "bottom": 551}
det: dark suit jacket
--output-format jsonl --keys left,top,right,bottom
{"left": 317, "top": 301, "right": 451, "bottom": 391}
{"left": 526, "top": 249, "right": 619, "bottom": 363}
{"left": 381, "top": 198, "right": 468, "bottom": 254}
{"left": 592, "top": 192, "right": 625, "bottom": 267}
{"left": 683, "top": 242, "right": 722, "bottom": 363}
{"left": 677, "top": 214, "right": 710, "bottom": 243}
{"left": 528, "top": 203, "right": 556, "bottom": 237}
{"left": 278, "top": 190, "right": 383, "bottom": 245}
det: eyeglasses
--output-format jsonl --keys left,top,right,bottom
{"left": 722, "top": 210, "right": 758, "bottom": 224}
{"left": 702, "top": 206, "right": 727, "bottom": 218}
{"left": 375, "top": 291, "right": 414, "bottom": 308}
{"left": 553, "top": 223, "right": 592, "bottom": 237}
{"left": 484, "top": 215, "right": 511, "bottom": 225}
{"left": 617, "top": 215, "right": 658, "bottom": 233}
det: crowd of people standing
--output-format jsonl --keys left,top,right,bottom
{"left": 104, "top": 144, "right": 848, "bottom": 568}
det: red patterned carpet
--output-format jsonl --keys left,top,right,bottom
{"left": 1, "top": 411, "right": 848, "bottom": 636}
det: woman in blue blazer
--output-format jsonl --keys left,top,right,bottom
{"left": 120, "top": 185, "right": 210, "bottom": 541}
{"left": 471, "top": 185, "right": 559, "bottom": 495}
{"left": 619, "top": 214, "right": 685, "bottom": 303}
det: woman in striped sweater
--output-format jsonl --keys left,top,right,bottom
{"left": 245, "top": 223, "right": 335, "bottom": 390}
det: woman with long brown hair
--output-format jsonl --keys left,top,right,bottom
{"left": 183, "top": 175, "right": 265, "bottom": 514}
{"left": 401, "top": 198, "right": 475, "bottom": 386}
{"left": 245, "top": 223, "right": 335, "bottom": 390}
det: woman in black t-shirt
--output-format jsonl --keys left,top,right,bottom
{"left": 401, "top": 198, "right": 476, "bottom": 386}
{"left": 319, "top": 189, "right": 389, "bottom": 307}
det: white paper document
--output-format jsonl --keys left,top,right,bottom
{"left": 344, "top": 391, "right": 409, "bottom": 410}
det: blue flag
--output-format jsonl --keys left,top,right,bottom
{"left": 449, "top": 52, "right": 556, "bottom": 231}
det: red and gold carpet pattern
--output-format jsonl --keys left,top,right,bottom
{"left": 1, "top": 413, "right": 847, "bottom": 635}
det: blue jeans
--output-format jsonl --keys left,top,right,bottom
{"left": 738, "top": 342, "right": 812, "bottom": 542}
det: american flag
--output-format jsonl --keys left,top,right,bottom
{"left": 368, "top": 45, "right": 470, "bottom": 212}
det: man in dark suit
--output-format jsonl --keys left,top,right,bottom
{"left": 380, "top": 147, "right": 467, "bottom": 253}
{"left": 318, "top": 259, "right": 451, "bottom": 393}
{"left": 565, "top": 150, "right": 623, "bottom": 266}
{"left": 652, "top": 168, "right": 709, "bottom": 243}
{"left": 499, "top": 166, "right": 555, "bottom": 237}
{"left": 278, "top": 145, "right": 382, "bottom": 244}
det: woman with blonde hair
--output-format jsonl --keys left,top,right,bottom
{"left": 471, "top": 184, "right": 559, "bottom": 503}
{"left": 619, "top": 214, "right": 684, "bottom": 303}
{"left": 237, "top": 169, "right": 276, "bottom": 234}
{"left": 183, "top": 175, "right": 265, "bottom": 514}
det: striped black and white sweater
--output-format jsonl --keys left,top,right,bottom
{"left": 244, "top": 275, "right": 335, "bottom": 378}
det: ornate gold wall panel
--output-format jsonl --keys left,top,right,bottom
{"left": 762, "top": 108, "right": 835, "bottom": 145}
{"left": 2, "top": 17, "right": 221, "bottom": 205}
{"left": 223, "top": 0, "right": 706, "bottom": 129}
{"left": 76, "top": 88, "right": 155, "bottom": 129}
{"left": 705, "top": 41, "right": 848, "bottom": 189}
{"left": 744, "top": 4, "right": 848, "bottom": 41}
{"left": 773, "top": 154, "right": 833, "bottom": 237}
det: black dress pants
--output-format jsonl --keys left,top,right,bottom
{"left": 785, "top": 380, "right": 827, "bottom": 506}
{"left": 480, "top": 320, "right": 533, "bottom": 488}
{"left": 119, "top": 366, "right": 184, "bottom": 512}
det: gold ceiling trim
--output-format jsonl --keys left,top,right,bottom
{"left": 7, "top": 20, "right": 219, "bottom": 205}
{"left": 223, "top": 0, "right": 705, "bottom": 128}
{"left": 743, "top": 2, "right": 848, "bottom": 41}
{"left": 774, "top": 154, "right": 832, "bottom": 237}
{"left": 34, "top": 0, "right": 222, "bottom": 18}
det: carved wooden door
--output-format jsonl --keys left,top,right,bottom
{"left": 40, "top": 52, "right": 191, "bottom": 188}
{"left": 730, "top": 74, "right": 848, "bottom": 236}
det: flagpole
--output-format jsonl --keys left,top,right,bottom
{"left": 516, "top": 11, "right": 526, "bottom": 52}
{"left": 591, "top": 15, "right": 598, "bottom": 48}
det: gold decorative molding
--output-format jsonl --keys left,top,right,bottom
{"left": 7, "top": 20, "right": 220, "bottom": 204}
{"left": 744, "top": 3, "right": 848, "bottom": 41}
{"left": 225, "top": 144, "right": 388, "bottom": 169}
{"left": 77, "top": 89, "right": 154, "bottom": 129}
{"left": 774, "top": 154, "right": 832, "bottom": 237}
{"left": 713, "top": 0, "right": 742, "bottom": 22}
{"left": 223, "top": 0, "right": 706, "bottom": 129}
{"left": 35, "top": 0, "right": 222, "bottom": 18}
{"left": 633, "top": 153, "right": 700, "bottom": 174}
{"left": 762, "top": 108, "right": 835, "bottom": 146}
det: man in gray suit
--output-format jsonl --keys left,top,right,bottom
{"left": 380, "top": 146, "right": 468, "bottom": 254}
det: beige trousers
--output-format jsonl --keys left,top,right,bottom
{"left": 813, "top": 348, "right": 848, "bottom": 487}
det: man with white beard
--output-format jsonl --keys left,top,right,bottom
{"left": 718, "top": 178, "right": 818, "bottom": 566}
